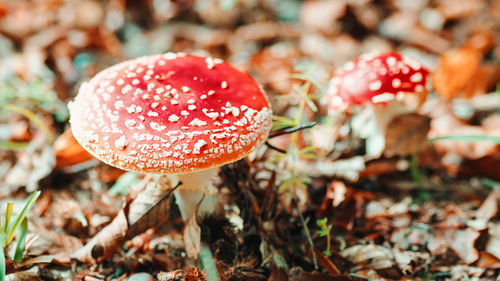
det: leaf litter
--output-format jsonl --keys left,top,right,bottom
{"left": 0, "top": 0, "right": 499, "bottom": 280}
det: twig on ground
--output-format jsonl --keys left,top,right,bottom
{"left": 269, "top": 122, "right": 317, "bottom": 139}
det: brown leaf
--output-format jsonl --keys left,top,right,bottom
{"left": 183, "top": 214, "right": 201, "bottom": 259}
{"left": 72, "top": 209, "right": 128, "bottom": 263}
{"left": 54, "top": 129, "right": 93, "bottom": 168}
{"left": 433, "top": 45, "right": 482, "bottom": 99}
{"left": 360, "top": 159, "right": 400, "bottom": 178}
{"left": 325, "top": 181, "right": 347, "bottom": 208}
{"left": 267, "top": 265, "right": 288, "bottom": 281}
{"left": 290, "top": 271, "right": 351, "bottom": 281}
{"left": 73, "top": 178, "right": 177, "bottom": 262}
{"left": 384, "top": 113, "right": 431, "bottom": 157}
{"left": 475, "top": 251, "right": 500, "bottom": 269}
{"left": 314, "top": 248, "right": 342, "bottom": 276}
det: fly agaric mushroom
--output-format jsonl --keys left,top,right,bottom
{"left": 69, "top": 52, "right": 272, "bottom": 220}
{"left": 323, "top": 51, "right": 429, "bottom": 157}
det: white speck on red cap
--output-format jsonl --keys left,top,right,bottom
{"left": 323, "top": 51, "right": 429, "bottom": 112}
{"left": 69, "top": 53, "right": 272, "bottom": 174}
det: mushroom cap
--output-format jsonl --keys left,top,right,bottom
{"left": 324, "top": 51, "right": 429, "bottom": 112}
{"left": 69, "top": 53, "right": 272, "bottom": 174}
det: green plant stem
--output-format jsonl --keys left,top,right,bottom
{"left": 269, "top": 122, "right": 316, "bottom": 139}
{"left": 0, "top": 233, "right": 5, "bottom": 281}
{"left": 3, "top": 203, "right": 13, "bottom": 236}
{"left": 428, "top": 135, "right": 500, "bottom": 143}
{"left": 0, "top": 141, "right": 28, "bottom": 151}
{"left": 199, "top": 244, "right": 220, "bottom": 281}
{"left": 294, "top": 198, "right": 318, "bottom": 270}
{"left": 325, "top": 228, "right": 331, "bottom": 256}
{"left": 410, "top": 151, "right": 422, "bottom": 184}
{"left": 13, "top": 218, "right": 28, "bottom": 263}
{"left": 6, "top": 191, "right": 40, "bottom": 244}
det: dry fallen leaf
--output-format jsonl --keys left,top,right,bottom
{"left": 313, "top": 248, "right": 341, "bottom": 277}
{"left": 433, "top": 45, "right": 481, "bottom": 99}
{"left": 433, "top": 31, "right": 495, "bottom": 99}
{"left": 54, "top": 129, "right": 93, "bottom": 168}
{"left": 384, "top": 113, "right": 431, "bottom": 157}
{"left": 183, "top": 214, "right": 201, "bottom": 259}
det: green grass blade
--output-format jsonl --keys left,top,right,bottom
{"left": 13, "top": 218, "right": 27, "bottom": 263}
{"left": 199, "top": 244, "right": 220, "bottom": 281}
{"left": 0, "top": 141, "right": 28, "bottom": 151}
{"left": 410, "top": 152, "right": 422, "bottom": 184}
{"left": 428, "top": 135, "right": 500, "bottom": 143}
{"left": 108, "top": 172, "right": 140, "bottom": 196}
{"left": 0, "top": 233, "right": 5, "bottom": 281}
{"left": 6, "top": 191, "right": 40, "bottom": 244}
{"left": 481, "top": 178, "right": 500, "bottom": 190}
{"left": 3, "top": 203, "right": 13, "bottom": 235}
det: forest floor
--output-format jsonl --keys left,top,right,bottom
{"left": 0, "top": 0, "right": 500, "bottom": 280}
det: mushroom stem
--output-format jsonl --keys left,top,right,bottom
{"left": 366, "top": 100, "right": 408, "bottom": 158}
{"left": 169, "top": 167, "right": 220, "bottom": 220}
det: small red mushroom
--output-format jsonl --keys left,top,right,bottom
{"left": 69, "top": 52, "right": 272, "bottom": 220}
{"left": 323, "top": 51, "right": 429, "bottom": 157}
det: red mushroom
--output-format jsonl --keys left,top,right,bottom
{"left": 69, "top": 52, "right": 272, "bottom": 220}
{"left": 323, "top": 51, "right": 429, "bottom": 157}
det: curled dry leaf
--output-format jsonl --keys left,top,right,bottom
{"left": 384, "top": 113, "right": 431, "bottom": 157}
{"left": 433, "top": 31, "right": 495, "bottom": 99}
{"left": 54, "top": 129, "right": 93, "bottom": 168}
{"left": 342, "top": 244, "right": 393, "bottom": 269}
{"left": 73, "top": 176, "right": 177, "bottom": 262}
{"left": 433, "top": 44, "right": 481, "bottom": 99}
{"left": 313, "top": 248, "right": 341, "bottom": 276}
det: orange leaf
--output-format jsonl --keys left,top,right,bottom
{"left": 433, "top": 45, "right": 482, "bottom": 99}
{"left": 54, "top": 129, "right": 93, "bottom": 168}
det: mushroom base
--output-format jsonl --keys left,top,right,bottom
{"left": 365, "top": 99, "right": 417, "bottom": 158}
{"left": 167, "top": 167, "right": 220, "bottom": 220}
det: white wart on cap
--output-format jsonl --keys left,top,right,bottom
{"left": 69, "top": 53, "right": 272, "bottom": 174}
